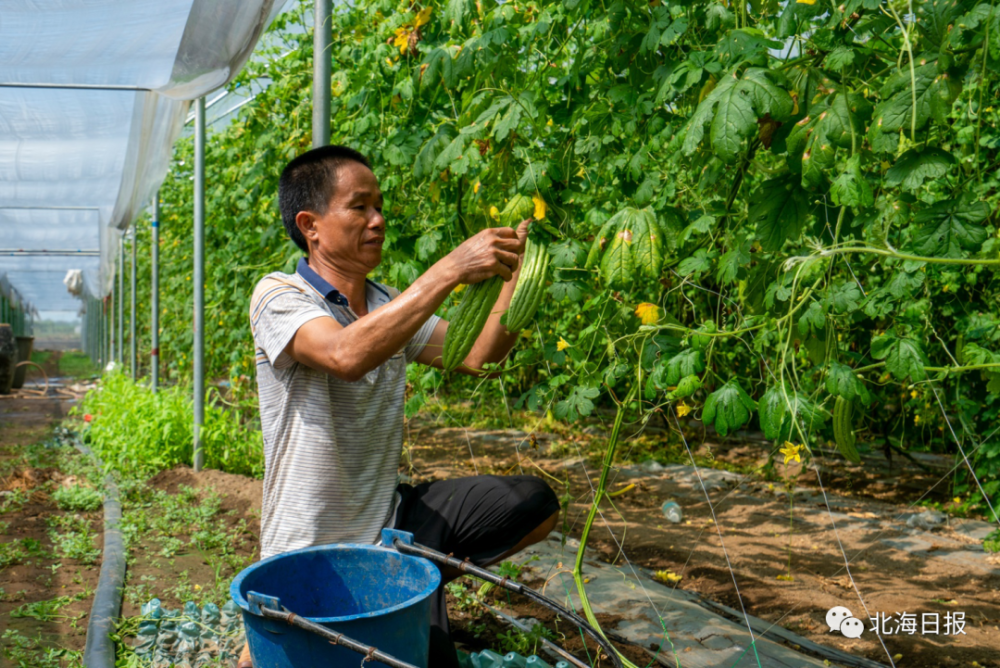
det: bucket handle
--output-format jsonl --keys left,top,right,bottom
{"left": 246, "top": 592, "right": 420, "bottom": 668}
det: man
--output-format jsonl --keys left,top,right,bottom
{"left": 238, "top": 145, "right": 560, "bottom": 668}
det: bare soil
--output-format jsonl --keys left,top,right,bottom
{"left": 403, "top": 417, "right": 1000, "bottom": 668}
{"left": 0, "top": 394, "right": 98, "bottom": 660}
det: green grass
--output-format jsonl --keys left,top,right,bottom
{"left": 58, "top": 351, "right": 98, "bottom": 379}
{"left": 30, "top": 350, "right": 53, "bottom": 366}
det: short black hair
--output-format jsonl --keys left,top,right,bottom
{"left": 278, "top": 145, "right": 372, "bottom": 252}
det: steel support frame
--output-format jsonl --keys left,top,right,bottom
{"left": 313, "top": 0, "right": 332, "bottom": 148}
{"left": 130, "top": 224, "right": 137, "bottom": 379}
{"left": 193, "top": 98, "right": 206, "bottom": 472}
{"left": 151, "top": 194, "right": 160, "bottom": 392}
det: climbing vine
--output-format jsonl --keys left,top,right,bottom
{"left": 134, "top": 0, "right": 1000, "bottom": 543}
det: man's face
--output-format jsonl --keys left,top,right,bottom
{"left": 303, "top": 161, "right": 385, "bottom": 272}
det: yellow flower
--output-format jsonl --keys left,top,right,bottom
{"left": 546, "top": 118, "right": 553, "bottom": 127}
{"left": 780, "top": 441, "right": 804, "bottom": 465}
{"left": 914, "top": 415, "right": 921, "bottom": 424}
{"left": 910, "top": 390, "right": 918, "bottom": 399}
{"left": 676, "top": 401, "right": 692, "bottom": 418}
{"left": 652, "top": 569, "right": 682, "bottom": 584}
{"left": 413, "top": 5, "right": 432, "bottom": 28}
{"left": 556, "top": 337, "right": 570, "bottom": 351}
{"left": 489, "top": 205, "right": 500, "bottom": 221}
{"left": 635, "top": 302, "right": 661, "bottom": 325}
{"left": 392, "top": 28, "right": 410, "bottom": 54}
{"left": 532, "top": 195, "right": 547, "bottom": 220}
{"left": 473, "top": 181, "right": 480, "bottom": 194}
{"left": 453, "top": 284, "right": 466, "bottom": 294}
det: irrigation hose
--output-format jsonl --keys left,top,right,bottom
{"left": 392, "top": 539, "right": 626, "bottom": 668}
{"left": 256, "top": 604, "right": 420, "bottom": 668}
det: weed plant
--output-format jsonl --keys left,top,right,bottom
{"left": 52, "top": 485, "right": 103, "bottom": 512}
{"left": 78, "top": 371, "right": 263, "bottom": 478}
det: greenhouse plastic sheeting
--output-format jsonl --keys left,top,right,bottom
{"left": 0, "top": 0, "right": 285, "bottom": 312}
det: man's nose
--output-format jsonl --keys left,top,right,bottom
{"left": 369, "top": 210, "right": 385, "bottom": 229}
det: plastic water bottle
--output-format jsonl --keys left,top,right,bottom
{"left": 661, "top": 500, "right": 683, "bottom": 523}
{"left": 503, "top": 652, "right": 528, "bottom": 668}
{"left": 525, "top": 656, "right": 552, "bottom": 667}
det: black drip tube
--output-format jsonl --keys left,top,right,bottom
{"left": 256, "top": 604, "right": 420, "bottom": 668}
{"left": 392, "top": 539, "right": 626, "bottom": 668}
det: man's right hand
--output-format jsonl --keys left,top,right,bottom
{"left": 442, "top": 222, "right": 529, "bottom": 285}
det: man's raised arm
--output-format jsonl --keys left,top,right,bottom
{"left": 284, "top": 224, "right": 525, "bottom": 382}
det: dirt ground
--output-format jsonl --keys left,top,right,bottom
{"left": 0, "top": 394, "right": 99, "bottom": 660}
{"left": 9, "top": 373, "right": 995, "bottom": 667}
{"left": 135, "top": 415, "right": 1000, "bottom": 667}
{"left": 403, "top": 417, "right": 1000, "bottom": 668}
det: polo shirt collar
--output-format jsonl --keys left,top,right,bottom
{"left": 297, "top": 257, "right": 350, "bottom": 307}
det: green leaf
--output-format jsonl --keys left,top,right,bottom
{"left": 830, "top": 155, "right": 874, "bottom": 208}
{"left": 549, "top": 240, "right": 585, "bottom": 268}
{"left": 433, "top": 135, "right": 466, "bottom": 171}
{"left": 702, "top": 380, "right": 757, "bottom": 437}
{"left": 600, "top": 231, "right": 634, "bottom": 290}
{"left": 664, "top": 349, "right": 705, "bottom": 386}
{"left": 554, "top": 385, "right": 600, "bottom": 421}
{"left": 494, "top": 104, "right": 522, "bottom": 142}
{"left": 716, "top": 240, "right": 751, "bottom": 284}
{"left": 710, "top": 77, "right": 758, "bottom": 162}
{"left": 911, "top": 197, "right": 990, "bottom": 258}
{"left": 668, "top": 374, "right": 702, "bottom": 400}
{"left": 873, "top": 63, "right": 960, "bottom": 133}
{"left": 758, "top": 385, "right": 826, "bottom": 441}
{"left": 414, "top": 128, "right": 456, "bottom": 179}
{"left": 628, "top": 208, "right": 664, "bottom": 279}
{"left": 750, "top": 175, "right": 809, "bottom": 251}
{"left": 547, "top": 280, "right": 585, "bottom": 302}
{"left": 885, "top": 148, "right": 956, "bottom": 191}
{"left": 797, "top": 301, "right": 827, "bottom": 337}
{"left": 825, "top": 362, "right": 872, "bottom": 403}
{"left": 825, "top": 280, "right": 862, "bottom": 315}
{"left": 871, "top": 333, "right": 929, "bottom": 381}
{"left": 677, "top": 248, "right": 714, "bottom": 278}
{"left": 684, "top": 68, "right": 792, "bottom": 161}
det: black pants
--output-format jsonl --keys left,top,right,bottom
{"left": 392, "top": 475, "right": 560, "bottom": 668}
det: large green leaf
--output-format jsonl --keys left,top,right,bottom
{"left": 702, "top": 380, "right": 757, "bottom": 437}
{"left": 664, "top": 349, "right": 705, "bottom": 386}
{"left": 684, "top": 67, "right": 793, "bottom": 162}
{"left": 749, "top": 175, "right": 809, "bottom": 251}
{"left": 874, "top": 63, "right": 961, "bottom": 133}
{"left": 885, "top": 148, "right": 956, "bottom": 191}
{"left": 600, "top": 231, "right": 634, "bottom": 290}
{"left": 830, "top": 155, "right": 873, "bottom": 208}
{"left": 628, "top": 208, "right": 664, "bottom": 279}
{"left": 787, "top": 92, "right": 872, "bottom": 188}
{"left": 825, "top": 362, "right": 872, "bottom": 403}
{"left": 911, "top": 197, "right": 990, "bottom": 258}
{"left": 758, "top": 385, "right": 826, "bottom": 441}
{"left": 871, "top": 333, "right": 929, "bottom": 381}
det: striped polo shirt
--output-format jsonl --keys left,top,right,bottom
{"left": 250, "top": 258, "right": 440, "bottom": 560}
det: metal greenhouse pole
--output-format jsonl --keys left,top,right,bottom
{"left": 130, "top": 224, "right": 137, "bottom": 379}
{"left": 151, "top": 194, "right": 160, "bottom": 392}
{"left": 118, "top": 238, "right": 124, "bottom": 365}
{"left": 193, "top": 97, "right": 206, "bottom": 472}
{"left": 313, "top": 0, "right": 332, "bottom": 147}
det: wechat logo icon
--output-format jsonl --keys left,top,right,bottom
{"left": 827, "top": 606, "right": 864, "bottom": 638}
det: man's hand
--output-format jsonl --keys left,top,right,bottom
{"left": 444, "top": 219, "right": 530, "bottom": 285}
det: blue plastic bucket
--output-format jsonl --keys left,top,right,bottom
{"left": 231, "top": 543, "right": 440, "bottom": 667}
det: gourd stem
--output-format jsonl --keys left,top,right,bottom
{"left": 572, "top": 385, "right": 639, "bottom": 668}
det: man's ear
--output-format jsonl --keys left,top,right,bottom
{"left": 295, "top": 211, "right": 320, "bottom": 246}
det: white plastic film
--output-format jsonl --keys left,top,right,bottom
{"left": 0, "top": 0, "right": 284, "bottom": 310}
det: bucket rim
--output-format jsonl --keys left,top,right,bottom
{"left": 230, "top": 543, "right": 441, "bottom": 624}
